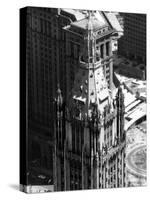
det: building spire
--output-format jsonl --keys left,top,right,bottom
{"left": 87, "top": 10, "right": 95, "bottom": 65}
{"left": 87, "top": 10, "right": 93, "bottom": 31}
{"left": 87, "top": 11, "right": 98, "bottom": 105}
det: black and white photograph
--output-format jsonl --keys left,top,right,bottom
{"left": 20, "top": 7, "right": 146, "bottom": 193}
{"left": 1, "top": 1, "right": 150, "bottom": 200}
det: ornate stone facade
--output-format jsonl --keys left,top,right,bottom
{"left": 53, "top": 11, "right": 126, "bottom": 191}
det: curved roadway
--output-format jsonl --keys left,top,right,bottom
{"left": 126, "top": 145, "right": 146, "bottom": 178}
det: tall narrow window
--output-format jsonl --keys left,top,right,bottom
{"left": 100, "top": 44, "right": 104, "bottom": 58}
{"left": 106, "top": 42, "right": 110, "bottom": 56}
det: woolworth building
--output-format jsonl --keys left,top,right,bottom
{"left": 53, "top": 11, "right": 126, "bottom": 191}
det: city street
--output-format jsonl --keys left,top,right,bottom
{"left": 126, "top": 145, "right": 146, "bottom": 177}
{"left": 126, "top": 122, "right": 146, "bottom": 186}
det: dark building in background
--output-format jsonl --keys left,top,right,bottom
{"left": 25, "top": 7, "right": 78, "bottom": 184}
{"left": 118, "top": 13, "right": 146, "bottom": 64}
{"left": 22, "top": 7, "right": 125, "bottom": 189}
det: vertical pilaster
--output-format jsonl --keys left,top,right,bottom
{"left": 100, "top": 124, "right": 104, "bottom": 151}
{"left": 105, "top": 159, "right": 108, "bottom": 188}
{"left": 121, "top": 150, "right": 124, "bottom": 187}
{"left": 124, "top": 150, "right": 126, "bottom": 187}
{"left": 64, "top": 140, "right": 66, "bottom": 191}
{"left": 115, "top": 153, "right": 118, "bottom": 187}
{"left": 96, "top": 152, "right": 99, "bottom": 189}
{"left": 109, "top": 40, "right": 113, "bottom": 90}
{"left": 53, "top": 145, "right": 57, "bottom": 191}
{"left": 91, "top": 148, "right": 94, "bottom": 189}
{"left": 82, "top": 146, "right": 84, "bottom": 189}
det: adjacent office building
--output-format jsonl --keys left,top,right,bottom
{"left": 118, "top": 12, "right": 146, "bottom": 64}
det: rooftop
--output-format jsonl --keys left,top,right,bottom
{"left": 62, "top": 9, "right": 123, "bottom": 35}
{"left": 71, "top": 13, "right": 107, "bottom": 31}
{"left": 104, "top": 12, "right": 123, "bottom": 33}
{"left": 62, "top": 8, "right": 86, "bottom": 21}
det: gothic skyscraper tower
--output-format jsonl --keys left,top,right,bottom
{"left": 54, "top": 10, "right": 126, "bottom": 191}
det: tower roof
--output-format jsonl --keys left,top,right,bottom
{"left": 61, "top": 8, "right": 85, "bottom": 21}
{"left": 71, "top": 11, "right": 108, "bottom": 31}
{"left": 72, "top": 16, "right": 106, "bottom": 31}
